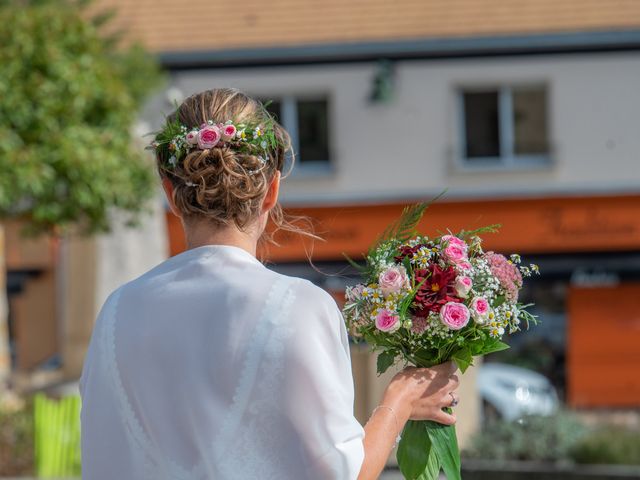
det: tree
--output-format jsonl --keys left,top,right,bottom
{"left": 0, "top": 0, "right": 164, "bottom": 381}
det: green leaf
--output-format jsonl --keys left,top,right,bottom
{"left": 457, "top": 223, "right": 501, "bottom": 239}
{"left": 492, "top": 295, "right": 507, "bottom": 308}
{"left": 397, "top": 420, "right": 439, "bottom": 480}
{"left": 478, "top": 340, "right": 510, "bottom": 356}
{"left": 426, "top": 421, "right": 461, "bottom": 480}
{"left": 376, "top": 351, "right": 396, "bottom": 375}
{"left": 451, "top": 348, "right": 473, "bottom": 373}
{"left": 417, "top": 449, "right": 440, "bottom": 480}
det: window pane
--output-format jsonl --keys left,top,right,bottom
{"left": 463, "top": 91, "right": 500, "bottom": 158}
{"left": 297, "top": 100, "right": 329, "bottom": 163}
{"left": 513, "top": 87, "right": 549, "bottom": 155}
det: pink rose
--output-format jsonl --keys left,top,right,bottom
{"left": 454, "top": 276, "right": 473, "bottom": 298}
{"left": 470, "top": 297, "right": 491, "bottom": 324}
{"left": 442, "top": 235, "right": 468, "bottom": 251}
{"left": 439, "top": 302, "right": 470, "bottom": 330}
{"left": 443, "top": 244, "right": 468, "bottom": 265}
{"left": 457, "top": 261, "right": 473, "bottom": 271}
{"left": 197, "top": 125, "right": 221, "bottom": 149}
{"left": 375, "top": 309, "right": 401, "bottom": 333}
{"left": 185, "top": 130, "right": 199, "bottom": 145}
{"left": 378, "top": 266, "right": 409, "bottom": 296}
{"left": 221, "top": 124, "right": 237, "bottom": 141}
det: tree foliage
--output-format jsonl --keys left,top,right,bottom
{"left": 0, "top": 0, "right": 164, "bottom": 233}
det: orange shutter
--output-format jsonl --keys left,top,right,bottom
{"left": 568, "top": 283, "right": 640, "bottom": 407}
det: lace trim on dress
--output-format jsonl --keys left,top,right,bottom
{"left": 212, "top": 276, "right": 296, "bottom": 463}
{"left": 101, "top": 287, "right": 159, "bottom": 475}
{"left": 215, "top": 279, "right": 299, "bottom": 479}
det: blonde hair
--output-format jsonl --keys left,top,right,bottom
{"left": 156, "top": 88, "right": 313, "bottom": 244}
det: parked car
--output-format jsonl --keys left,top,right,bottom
{"left": 478, "top": 362, "right": 559, "bottom": 422}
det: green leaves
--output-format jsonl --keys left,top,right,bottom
{"left": 479, "top": 339, "right": 510, "bottom": 356}
{"left": 397, "top": 421, "right": 436, "bottom": 479}
{"left": 0, "top": 1, "right": 164, "bottom": 234}
{"left": 426, "top": 420, "right": 461, "bottom": 480}
{"left": 451, "top": 348, "right": 473, "bottom": 373}
{"left": 371, "top": 202, "right": 430, "bottom": 255}
{"left": 376, "top": 350, "right": 396, "bottom": 375}
{"left": 397, "top": 420, "right": 461, "bottom": 480}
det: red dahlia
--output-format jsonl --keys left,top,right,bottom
{"left": 394, "top": 243, "right": 430, "bottom": 264}
{"left": 412, "top": 264, "right": 460, "bottom": 317}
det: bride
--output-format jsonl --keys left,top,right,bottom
{"left": 80, "top": 88, "right": 460, "bottom": 479}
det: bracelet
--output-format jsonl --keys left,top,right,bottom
{"left": 372, "top": 405, "right": 403, "bottom": 447}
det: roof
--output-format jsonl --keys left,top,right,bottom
{"left": 96, "top": 0, "right": 640, "bottom": 54}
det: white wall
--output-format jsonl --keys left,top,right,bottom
{"left": 166, "top": 51, "right": 640, "bottom": 204}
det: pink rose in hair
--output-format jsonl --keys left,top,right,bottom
{"left": 185, "top": 130, "right": 199, "bottom": 146}
{"left": 454, "top": 276, "right": 473, "bottom": 298}
{"left": 442, "top": 244, "right": 468, "bottom": 265}
{"left": 470, "top": 297, "right": 490, "bottom": 324}
{"left": 197, "top": 125, "right": 221, "bottom": 149}
{"left": 439, "top": 302, "right": 470, "bottom": 330}
{"left": 378, "top": 266, "right": 409, "bottom": 296}
{"left": 375, "top": 309, "right": 401, "bottom": 333}
{"left": 221, "top": 124, "right": 237, "bottom": 141}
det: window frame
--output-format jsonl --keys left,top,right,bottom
{"left": 264, "top": 94, "right": 333, "bottom": 178}
{"left": 456, "top": 84, "right": 552, "bottom": 171}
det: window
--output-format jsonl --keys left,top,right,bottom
{"left": 261, "top": 96, "right": 331, "bottom": 174}
{"left": 460, "top": 86, "right": 550, "bottom": 168}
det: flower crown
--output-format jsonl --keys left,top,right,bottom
{"left": 148, "top": 116, "right": 280, "bottom": 172}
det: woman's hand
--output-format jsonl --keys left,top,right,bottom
{"left": 383, "top": 361, "right": 460, "bottom": 426}
{"left": 357, "top": 361, "right": 459, "bottom": 480}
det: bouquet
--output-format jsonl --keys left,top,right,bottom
{"left": 342, "top": 203, "right": 539, "bottom": 480}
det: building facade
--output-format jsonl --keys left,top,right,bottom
{"left": 6, "top": 0, "right": 640, "bottom": 448}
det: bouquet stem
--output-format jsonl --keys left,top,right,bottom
{"left": 396, "top": 418, "right": 461, "bottom": 480}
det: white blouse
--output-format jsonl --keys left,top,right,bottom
{"left": 80, "top": 245, "right": 365, "bottom": 479}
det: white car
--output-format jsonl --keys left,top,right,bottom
{"left": 478, "top": 363, "right": 559, "bottom": 422}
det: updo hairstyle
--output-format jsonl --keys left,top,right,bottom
{"left": 156, "top": 88, "right": 303, "bottom": 241}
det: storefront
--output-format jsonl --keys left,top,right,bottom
{"left": 167, "top": 193, "right": 640, "bottom": 408}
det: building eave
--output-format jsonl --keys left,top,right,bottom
{"left": 158, "top": 29, "right": 640, "bottom": 70}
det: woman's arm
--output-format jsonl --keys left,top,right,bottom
{"left": 358, "top": 362, "right": 459, "bottom": 480}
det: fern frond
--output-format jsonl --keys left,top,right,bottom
{"left": 372, "top": 190, "right": 446, "bottom": 250}
{"left": 457, "top": 224, "right": 501, "bottom": 238}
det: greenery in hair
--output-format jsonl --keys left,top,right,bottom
{"left": 149, "top": 102, "right": 282, "bottom": 170}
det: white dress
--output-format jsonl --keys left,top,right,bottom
{"left": 80, "top": 245, "right": 365, "bottom": 479}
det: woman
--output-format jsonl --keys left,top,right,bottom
{"left": 80, "top": 88, "right": 460, "bottom": 479}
